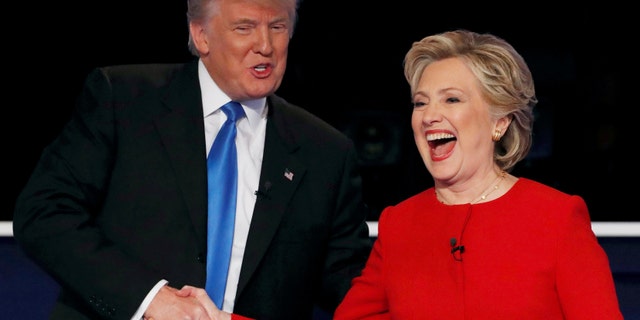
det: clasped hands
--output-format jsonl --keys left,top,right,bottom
{"left": 143, "top": 285, "right": 231, "bottom": 320}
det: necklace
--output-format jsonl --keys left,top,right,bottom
{"left": 436, "top": 171, "right": 506, "bottom": 205}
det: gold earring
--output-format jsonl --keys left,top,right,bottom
{"left": 492, "top": 129, "right": 502, "bottom": 142}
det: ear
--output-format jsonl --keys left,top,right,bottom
{"left": 495, "top": 115, "right": 512, "bottom": 134}
{"left": 189, "top": 21, "right": 210, "bottom": 55}
{"left": 491, "top": 115, "right": 512, "bottom": 142}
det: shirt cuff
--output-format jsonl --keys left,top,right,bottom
{"left": 130, "top": 279, "right": 169, "bottom": 320}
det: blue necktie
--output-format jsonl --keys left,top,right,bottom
{"left": 205, "top": 101, "right": 245, "bottom": 309}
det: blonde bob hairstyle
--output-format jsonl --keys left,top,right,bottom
{"left": 403, "top": 29, "right": 538, "bottom": 172}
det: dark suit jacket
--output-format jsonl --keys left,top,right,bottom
{"left": 13, "top": 60, "right": 372, "bottom": 320}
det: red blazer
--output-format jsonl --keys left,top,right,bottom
{"left": 335, "top": 178, "right": 623, "bottom": 320}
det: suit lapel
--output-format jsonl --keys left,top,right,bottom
{"left": 236, "top": 96, "right": 307, "bottom": 296}
{"left": 153, "top": 61, "right": 209, "bottom": 249}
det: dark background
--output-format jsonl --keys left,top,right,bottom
{"left": 6, "top": 1, "right": 635, "bottom": 221}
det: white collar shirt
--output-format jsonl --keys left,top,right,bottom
{"left": 199, "top": 59, "right": 267, "bottom": 312}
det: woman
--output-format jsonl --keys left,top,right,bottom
{"left": 333, "top": 30, "right": 623, "bottom": 319}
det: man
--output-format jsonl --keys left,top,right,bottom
{"left": 12, "top": 0, "right": 372, "bottom": 319}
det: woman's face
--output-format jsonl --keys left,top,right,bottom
{"left": 411, "top": 57, "right": 497, "bottom": 185}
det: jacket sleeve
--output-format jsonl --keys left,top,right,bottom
{"left": 333, "top": 207, "right": 391, "bottom": 320}
{"left": 13, "top": 68, "right": 164, "bottom": 319}
{"left": 555, "top": 196, "right": 623, "bottom": 319}
{"left": 317, "top": 140, "right": 374, "bottom": 312}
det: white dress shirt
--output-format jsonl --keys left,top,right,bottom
{"left": 199, "top": 60, "right": 267, "bottom": 312}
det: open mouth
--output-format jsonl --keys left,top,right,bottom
{"left": 427, "top": 133, "right": 456, "bottom": 158}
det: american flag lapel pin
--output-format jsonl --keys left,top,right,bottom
{"left": 284, "top": 168, "right": 294, "bottom": 181}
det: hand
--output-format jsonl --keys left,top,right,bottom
{"left": 143, "top": 285, "right": 212, "bottom": 320}
{"left": 175, "top": 286, "right": 232, "bottom": 320}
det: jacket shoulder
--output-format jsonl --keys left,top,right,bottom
{"left": 95, "top": 62, "right": 194, "bottom": 87}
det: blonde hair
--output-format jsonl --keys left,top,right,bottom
{"left": 186, "top": 0, "right": 300, "bottom": 56}
{"left": 403, "top": 29, "right": 538, "bottom": 171}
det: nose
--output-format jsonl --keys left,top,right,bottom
{"left": 253, "top": 27, "right": 274, "bottom": 55}
{"left": 418, "top": 104, "right": 442, "bottom": 126}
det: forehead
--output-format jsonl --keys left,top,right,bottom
{"left": 419, "top": 58, "right": 476, "bottom": 87}
{"left": 218, "top": 0, "right": 295, "bottom": 11}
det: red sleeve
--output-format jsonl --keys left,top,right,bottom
{"left": 555, "top": 196, "right": 623, "bottom": 319}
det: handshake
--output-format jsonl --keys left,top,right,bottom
{"left": 143, "top": 285, "right": 234, "bottom": 320}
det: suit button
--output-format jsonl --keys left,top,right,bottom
{"left": 196, "top": 253, "right": 205, "bottom": 263}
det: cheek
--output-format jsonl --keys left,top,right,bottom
{"left": 275, "top": 51, "right": 288, "bottom": 71}
{"left": 411, "top": 112, "right": 426, "bottom": 143}
{"left": 411, "top": 111, "right": 421, "bottom": 130}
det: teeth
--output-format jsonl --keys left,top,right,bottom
{"left": 254, "top": 65, "right": 266, "bottom": 71}
{"left": 426, "top": 132, "right": 455, "bottom": 141}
